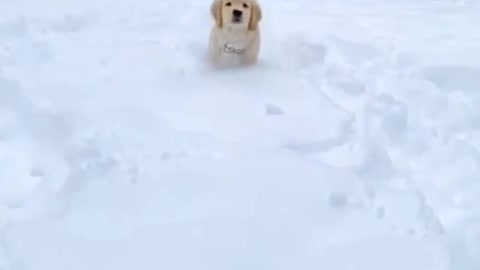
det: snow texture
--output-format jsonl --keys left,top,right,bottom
{"left": 0, "top": 0, "right": 480, "bottom": 269}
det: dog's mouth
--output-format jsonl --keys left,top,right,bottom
{"left": 232, "top": 17, "right": 242, "bottom": 23}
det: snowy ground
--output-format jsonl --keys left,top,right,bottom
{"left": 1, "top": 0, "right": 480, "bottom": 269}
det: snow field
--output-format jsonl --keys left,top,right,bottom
{"left": 1, "top": 0, "right": 480, "bottom": 269}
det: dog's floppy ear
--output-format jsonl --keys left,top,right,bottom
{"left": 211, "top": 0, "right": 223, "bottom": 28}
{"left": 248, "top": 1, "right": 262, "bottom": 31}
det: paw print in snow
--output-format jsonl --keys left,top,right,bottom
{"left": 364, "top": 93, "right": 408, "bottom": 145}
{"left": 51, "top": 14, "right": 90, "bottom": 33}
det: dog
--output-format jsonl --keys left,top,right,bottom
{"left": 208, "top": 0, "right": 262, "bottom": 68}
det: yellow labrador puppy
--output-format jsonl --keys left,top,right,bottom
{"left": 208, "top": 0, "right": 262, "bottom": 67}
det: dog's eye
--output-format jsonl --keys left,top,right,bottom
{"left": 243, "top": 3, "right": 249, "bottom": 8}
{"left": 225, "top": 2, "right": 232, "bottom": 6}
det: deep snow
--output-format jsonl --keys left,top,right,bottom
{"left": 1, "top": 0, "right": 480, "bottom": 269}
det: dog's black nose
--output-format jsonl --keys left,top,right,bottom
{"left": 233, "top": 9, "right": 243, "bottom": 17}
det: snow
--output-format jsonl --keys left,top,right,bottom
{"left": 0, "top": 0, "right": 479, "bottom": 269}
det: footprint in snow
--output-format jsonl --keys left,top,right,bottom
{"left": 265, "top": 103, "right": 285, "bottom": 116}
{"left": 50, "top": 14, "right": 91, "bottom": 33}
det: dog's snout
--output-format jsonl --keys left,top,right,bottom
{"left": 232, "top": 9, "right": 243, "bottom": 17}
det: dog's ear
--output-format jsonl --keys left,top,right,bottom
{"left": 211, "top": 0, "right": 223, "bottom": 28}
{"left": 248, "top": 1, "right": 262, "bottom": 31}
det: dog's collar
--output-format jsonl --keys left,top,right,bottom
{"left": 222, "top": 43, "right": 245, "bottom": 55}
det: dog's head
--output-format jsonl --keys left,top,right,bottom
{"left": 211, "top": 0, "right": 262, "bottom": 31}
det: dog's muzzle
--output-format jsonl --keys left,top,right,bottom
{"left": 232, "top": 9, "right": 243, "bottom": 23}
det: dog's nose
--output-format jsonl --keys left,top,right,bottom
{"left": 232, "top": 9, "right": 243, "bottom": 17}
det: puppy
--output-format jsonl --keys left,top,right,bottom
{"left": 208, "top": 0, "right": 262, "bottom": 68}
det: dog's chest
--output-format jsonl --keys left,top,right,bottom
{"left": 222, "top": 29, "right": 248, "bottom": 44}
{"left": 218, "top": 29, "right": 249, "bottom": 52}
{"left": 212, "top": 27, "right": 252, "bottom": 66}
